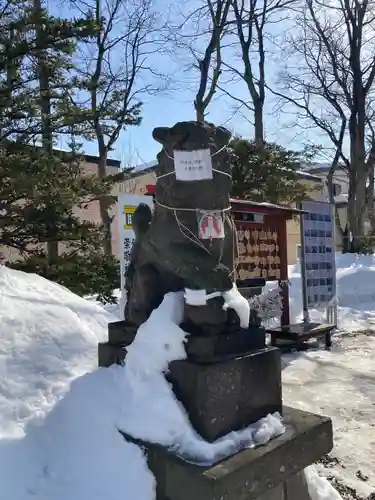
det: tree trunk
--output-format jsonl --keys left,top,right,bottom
{"left": 326, "top": 169, "right": 343, "bottom": 244}
{"left": 98, "top": 147, "right": 113, "bottom": 256}
{"left": 254, "top": 101, "right": 264, "bottom": 149}
{"left": 366, "top": 165, "right": 375, "bottom": 232}
{"left": 196, "top": 108, "right": 204, "bottom": 122}
{"left": 34, "top": 0, "right": 58, "bottom": 263}
{"left": 353, "top": 175, "right": 367, "bottom": 252}
{"left": 347, "top": 173, "right": 367, "bottom": 253}
{"left": 342, "top": 225, "right": 349, "bottom": 253}
{"left": 347, "top": 55, "right": 366, "bottom": 253}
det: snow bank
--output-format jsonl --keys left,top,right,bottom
{"left": 0, "top": 265, "right": 116, "bottom": 439}
{"left": 0, "top": 367, "right": 155, "bottom": 500}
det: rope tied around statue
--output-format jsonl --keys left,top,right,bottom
{"left": 154, "top": 145, "right": 237, "bottom": 276}
{"left": 154, "top": 199, "right": 236, "bottom": 275}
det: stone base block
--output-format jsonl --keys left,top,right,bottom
{"left": 185, "top": 327, "right": 266, "bottom": 361}
{"left": 146, "top": 406, "right": 333, "bottom": 500}
{"left": 99, "top": 321, "right": 267, "bottom": 367}
{"left": 98, "top": 342, "right": 126, "bottom": 367}
{"left": 168, "top": 347, "right": 282, "bottom": 442}
{"left": 251, "top": 471, "right": 311, "bottom": 500}
{"left": 108, "top": 320, "right": 137, "bottom": 345}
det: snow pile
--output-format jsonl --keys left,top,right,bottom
{"left": 0, "top": 266, "right": 285, "bottom": 500}
{"left": 305, "top": 467, "right": 343, "bottom": 500}
{"left": 0, "top": 367, "right": 155, "bottom": 500}
{"left": 0, "top": 265, "right": 116, "bottom": 440}
{"left": 0, "top": 265, "right": 153, "bottom": 500}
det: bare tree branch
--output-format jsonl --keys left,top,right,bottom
{"left": 70, "top": 0, "right": 169, "bottom": 255}
{"left": 224, "top": 0, "right": 298, "bottom": 146}
{"left": 170, "top": 0, "right": 231, "bottom": 121}
{"left": 275, "top": 0, "right": 375, "bottom": 251}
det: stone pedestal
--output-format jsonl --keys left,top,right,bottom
{"left": 145, "top": 406, "right": 333, "bottom": 500}
{"left": 100, "top": 320, "right": 334, "bottom": 500}
{"left": 98, "top": 321, "right": 280, "bottom": 442}
{"left": 168, "top": 347, "right": 282, "bottom": 442}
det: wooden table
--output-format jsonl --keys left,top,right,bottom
{"left": 266, "top": 322, "right": 335, "bottom": 351}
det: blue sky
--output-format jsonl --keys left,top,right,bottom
{"left": 49, "top": 0, "right": 334, "bottom": 167}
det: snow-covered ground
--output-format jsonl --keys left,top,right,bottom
{"left": 276, "top": 254, "right": 375, "bottom": 498}
{"left": 283, "top": 333, "right": 375, "bottom": 498}
{"left": 0, "top": 268, "right": 113, "bottom": 440}
{"left": 0, "top": 266, "right": 153, "bottom": 500}
{"left": 1, "top": 253, "right": 375, "bottom": 499}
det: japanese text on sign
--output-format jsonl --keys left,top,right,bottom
{"left": 123, "top": 236, "right": 133, "bottom": 274}
{"left": 173, "top": 149, "right": 213, "bottom": 181}
{"left": 123, "top": 205, "right": 137, "bottom": 229}
{"left": 233, "top": 211, "right": 265, "bottom": 223}
{"left": 300, "top": 201, "right": 335, "bottom": 309}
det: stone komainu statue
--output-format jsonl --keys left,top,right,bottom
{"left": 124, "top": 121, "right": 249, "bottom": 335}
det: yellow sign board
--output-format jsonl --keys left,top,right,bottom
{"left": 123, "top": 205, "right": 137, "bottom": 229}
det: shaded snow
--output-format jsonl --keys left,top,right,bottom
{"left": 0, "top": 367, "right": 155, "bottom": 500}
{"left": 0, "top": 266, "right": 116, "bottom": 439}
{"left": 0, "top": 266, "right": 153, "bottom": 500}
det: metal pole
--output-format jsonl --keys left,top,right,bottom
{"left": 331, "top": 203, "right": 338, "bottom": 328}
{"left": 299, "top": 205, "right": 310, "bottom": 323}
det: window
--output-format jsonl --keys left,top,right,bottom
{"left": 296, "top": 244, "right": 301, "bottom": 262}
{"left": 332, "top": 183, "right": 342, "bottom": 196}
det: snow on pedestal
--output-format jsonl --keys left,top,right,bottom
{"left": 121, "top": 291, "right": 284, "bottom": 464}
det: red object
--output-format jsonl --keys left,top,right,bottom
{"left": 146, "top": 184, "right": 155, "bottom": 195}
{"left": 200, "top": 216, "right": 209, "bottom": 235}
{"left": 212, "top": 216, "right": 221, "bottom": 235}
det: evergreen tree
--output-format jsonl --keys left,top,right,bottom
{"left": 0, "top": 0, "right": 120, "bottom": 302}
{"left": 230, "top": 139, "right": 318, "bottom": 205}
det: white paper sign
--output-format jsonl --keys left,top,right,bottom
{"left": 118, "top": 193, "right": 154, "bottom": 319}
{"left": 173, "top": 149, "right": 213, "bottom": 181}
{"left": 197, "top": 210, "right": 225, "bottom": 239}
